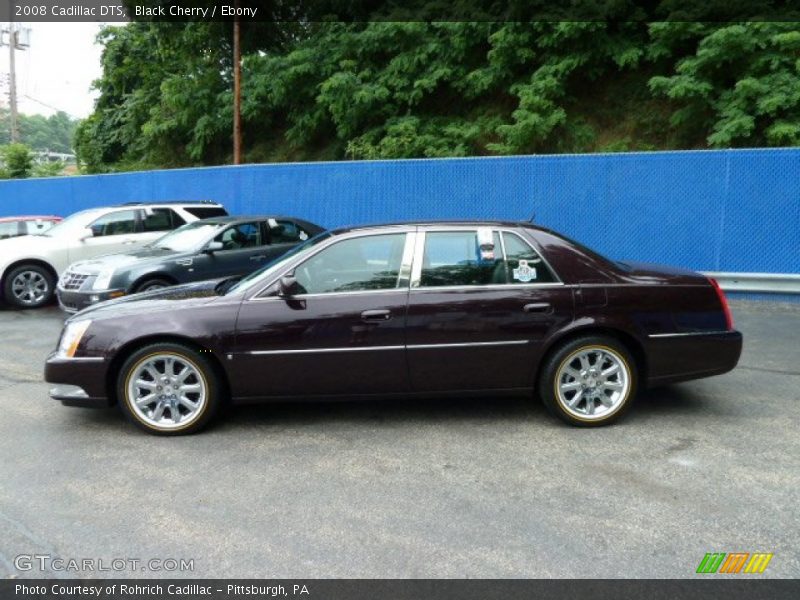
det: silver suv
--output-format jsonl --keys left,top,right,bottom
{"left": 0, "top": 201, "right": 227, "bottom": 309}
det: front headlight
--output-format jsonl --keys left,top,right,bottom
{"left": 56, "top": 320, "right": 92, "bottom": 358}
{"left": 93, "top": 269, "right": 115, "bottom": 290}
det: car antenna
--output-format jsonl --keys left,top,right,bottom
{"left": 528, "top": 211, "right": 536, "bottom": 223}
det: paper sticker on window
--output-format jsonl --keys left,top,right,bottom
{"left": 299, "top": 230, "right": 309, "bottom": 240}
{"left": 477, "top": 228, "right": 495, "bottom": 260}
{"left": 513, "top": 260, "right": 536, "bottom": 282}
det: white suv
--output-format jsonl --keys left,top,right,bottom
{"left": 0, "top": 201, "right": 227, "bottom": 309}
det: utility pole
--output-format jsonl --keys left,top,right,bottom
{"left": 1, "top": 24, "right": 30, "bottom": 143}
{"left": 232, "top": 0, "right": 242, "bottom": 165}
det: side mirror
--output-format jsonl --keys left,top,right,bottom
{"left": 278, "top": 274, "right": 298, "bottom": 297}
{"left": 204, "top": 241, "right": 224, "bottom": 254}
{"left": 80, "top": 228, "right": 94, "bottom": 241}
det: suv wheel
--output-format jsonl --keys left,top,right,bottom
{"left": 538, "top": 335, "right": 637, "bottom": 427}
{"left": 3, "top": 264, "right": 55, "bottom": 309}
{"left": 117, "top": 343, "right": 221, "bottom": 435}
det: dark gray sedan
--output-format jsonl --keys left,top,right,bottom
{"left": 56, "top": 216, "right": 324, "bottom": 313}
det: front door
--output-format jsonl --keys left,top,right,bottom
{"left": 193, "top": 221, "right": 274, "bottom": 280}
{"left": 68, "top": 209, "right": 141, "bottom": 264}
{"left": 405, "top": 227, "right": 573, "bottom": 392}
{"left": 230, "top": 231, "right": 413, "bottom": 398}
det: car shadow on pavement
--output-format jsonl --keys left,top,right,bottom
{"left": 66, "top": 385, "right": 710, "bottom": 434}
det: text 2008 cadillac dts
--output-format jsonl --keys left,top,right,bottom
{"left": 45, "top": 221, "right": 742, "bottom": 435}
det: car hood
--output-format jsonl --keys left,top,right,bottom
{"left": 68, "top": 247, "right": 184, "bottom": 273}
{"left": 617, "top": 260, "right": 708, "bottom": 285}
{"left": 0, "top": 234, "right": 62, "bottom": 259}
{"left": 71, "top": 279, "right": 226, "bottom": 321}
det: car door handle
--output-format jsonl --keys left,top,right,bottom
{"left": 523, "top": 302, "right": 551, "bottom": 313}
{"left": 122, "top": 239, "right": 137, "bottom": 245}
{"left": 361, "top": 309, "right": 392, "bottom": 322}
{"left": 249, "top": 255, "right": 267, "bottom": 261}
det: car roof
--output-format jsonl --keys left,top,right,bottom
{"left": 0, "top": 215, "right": 61, "bottom": 222}
{"left": 117, "top": 200, "right": 224, "bottom": 207}
{"left": 193, "top": 215, "right": 315, "bottom": 225}
{"left": 330, "top": 220, "right": 542, "bottom": 235}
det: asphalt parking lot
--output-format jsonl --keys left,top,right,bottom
{"left": 0, "top": 300, "right": 798, "bottom": 579}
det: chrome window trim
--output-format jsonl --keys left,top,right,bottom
{"left": 501, "top": 229, "right": 563, "bottom": 284}
{"left": 648, "top": 331, "right": 732, "bottom": 338}
{"left": 411, "top": 227, "right": 564, "bottom": 290}
{"left": 249, "top": 227, "right": 416, "bottom": 300}
{"left": 242, "top": 339, "right": 529, "bottom": 356}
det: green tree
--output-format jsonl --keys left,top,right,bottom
{"left": 0, "top": 143, "right": 34, "bottom": 178}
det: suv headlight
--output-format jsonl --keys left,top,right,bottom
{"left": 56, "top": 320, "right": 92, "bottom": 358}
{"left": 93, "top": 269, "right": 115, "bottom": 290}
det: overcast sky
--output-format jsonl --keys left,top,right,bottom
{"left": 1, "top": 22, "right": 106, "bottom": 119}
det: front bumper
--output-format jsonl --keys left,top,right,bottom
{"left": 57, "top": 287, "right": 125, "bottom": 314}
{"left": 44, "top": 353, "right": 113, "bottom": 407}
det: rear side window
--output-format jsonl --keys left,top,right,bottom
{"left": 183, "top": 206, "right": 228, "bottom": 219}
{"left": 502, "top": 232, "right": 557, "bottom": 284}
{"left": 89, "top": 210, "right": 137, "bottom": 237}
{"left": 143, "top": 209, "right": 186, "bottom": 232}
{"left": 23, "top": 219, "right": 56, "bottom": 234}
{"left": 295, "top": 233, "right": 406, "bottom": 294}
{"left": 269, "top": 219, "right": 311, "bottom": 244}
{"left": 420, "top": 231, "right": 504, "bottom": 287}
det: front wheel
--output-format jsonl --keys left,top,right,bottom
{"left": 117, "top": 343, "right": 221, "bottom": 435}
{"left": 134, "top": 278, "right": 173, "bottom": 293}
{"left": 538, "top": 336, "right": 637, "bottom": 427}
{"left": 3, "top": 264, "right": 55, "bottom": 309}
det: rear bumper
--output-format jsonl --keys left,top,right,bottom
{"left": 645, "top": 330, "right": 743, "bottom": 387}
{"left": 44, "top": 353, "right": 113, "bottom": 407}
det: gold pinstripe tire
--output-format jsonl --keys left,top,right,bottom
{"left": 538, "top": 336, "right": 637, "bottom": 427}
{"left": 117, "top": 343, "right": 221, "bottom": 435}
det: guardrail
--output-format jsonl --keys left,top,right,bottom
{"left": 702, "top": 272, "right": 800, "bottom": 294}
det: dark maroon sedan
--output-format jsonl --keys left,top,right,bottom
{"left": 44, "top": 221, "right": 742, "bottom": 435}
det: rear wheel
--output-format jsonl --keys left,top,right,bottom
{"left": 3, "top": 264, "right": 55, "bottom": 309}
{"left": 117, "top": 343, "right": 221, "bottom": 435}
{"left": 134, "top": 278, "right": 173, "bottom": 293}
{"left": 538, "top": 335, "right": 637, "bottom": 427}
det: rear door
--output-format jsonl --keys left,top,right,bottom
{"left": 405, "top": 226, "right": 573, "bottom": 392}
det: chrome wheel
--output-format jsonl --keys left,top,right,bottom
{"left": 11, "top": 270, "right": 49, "bottom": 305}
{"left": 141, "top": 283, "right": 166, "bottom": 292}
{"left": 126, "top": 353, "right": 207, "bottom": 430}
{"left": 555, "top": 346, "right": 630, "bottom": 421}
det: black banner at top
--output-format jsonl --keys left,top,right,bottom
{"left": 2, "top": 0, "right": 800, "bottom": 23}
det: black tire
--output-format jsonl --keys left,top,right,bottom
{"left": 2, "top": 264, "right": 55, "bottom": 309}
{"left": 133, "top": 278, "right": 174, "bottom": 294}
{"left": 117, "top": 342, "right": 221, "bottom": 435}
{"left": 538, "top": 335, "right": 637, "bottom": 427}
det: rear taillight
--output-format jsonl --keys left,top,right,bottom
{"left": 709, "top": 277, "right": 734, "bottom": 330}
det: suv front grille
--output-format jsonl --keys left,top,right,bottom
{"left": 59, "top": 272, "right": 90, "bottom": 291}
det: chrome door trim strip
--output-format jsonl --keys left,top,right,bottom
{"left": 407, "top": 340, "right": 530, "bottom": 350}
{"left": 648, "top": 331, "right": 731, "bottom": 338}
{"left": 244, "top": 339, "right": 530, "bottom": 356}
{"left": 247, "top": 345, "right": 405, "bottom": 356}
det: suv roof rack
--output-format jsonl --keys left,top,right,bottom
{"left": 120, "top": 200, "right": 219, "bottom": 206}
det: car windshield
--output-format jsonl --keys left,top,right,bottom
{"left": 150, "top": 221, "right": 225, "bottom": 252}
{"left": 226, "top": 231, "right": 333, "bottom": 296}
{"left": 37, "top": 209, "right": 101, "bottom": 237}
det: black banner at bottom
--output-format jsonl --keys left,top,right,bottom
{"left": 2, "top": 580, "right": 799, "bottom": 600}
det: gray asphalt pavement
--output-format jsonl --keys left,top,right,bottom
{"left": 0, "top": 300, "right": 798, "bottom": 579}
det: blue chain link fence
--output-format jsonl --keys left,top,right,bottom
{"left": 0, "top": 148, "right": 797, "bottom": 280}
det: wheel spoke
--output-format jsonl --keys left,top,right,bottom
{"left": 566, "top": 390, "right": 583, "bottom": 408}
{"left": 561, "top": 381, "right": 582, "bottom": 391}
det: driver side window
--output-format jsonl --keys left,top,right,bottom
{"left": 214, "top": 222, "right": 261, "bottom": 250}
{"left": 294, "top": 233, "right": 406, "bottom": 294}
